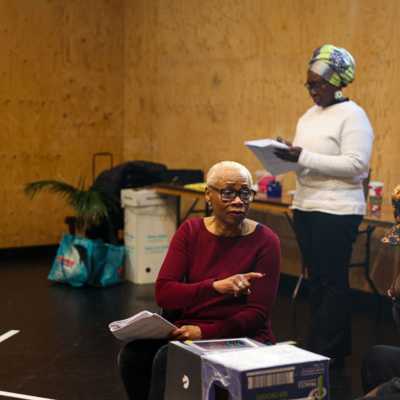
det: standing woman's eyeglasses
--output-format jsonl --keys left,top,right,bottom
{"left": 208, "top": 185, "right": 256, "bottom": 202}
{"left": 304, "top": 81, "right": 328, "bottom": 91}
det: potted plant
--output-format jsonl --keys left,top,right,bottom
{"left": 24, "top": 179, "right": 110, "bottom": 236}
{"left": 24, "top": 179, "right": 124, "bottom": 287}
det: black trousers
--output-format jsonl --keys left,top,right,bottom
{"left": 293, "top": 210, "right": 362, "bottom": 358}
{"left": 118, "top": 339, "right": 169, "bottom": 400}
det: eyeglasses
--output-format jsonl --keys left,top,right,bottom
{"left": 208, "top": 185, "right": 256, "bottom": 203}
{"left": 304, "top": 81, "right": 327, "bottom": 91}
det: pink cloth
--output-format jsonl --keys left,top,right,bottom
{"left": 155, "top": 217, "right": 281, "bottom": 343}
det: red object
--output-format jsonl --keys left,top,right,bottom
{"left": 258, "top": 175, "right": 275, "bottom": 193}
{"left": 155, "top": 217, "right": 280, "bottom": 343}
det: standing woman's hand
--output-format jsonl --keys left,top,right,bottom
{"left": 274, "top": 136, "right": 302, "bottom": 163}
{"left": 276, "top": 136, "right": 292, "bottom": 146}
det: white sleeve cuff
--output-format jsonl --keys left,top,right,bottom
{"left": 298, "top": 148, "right": 311, "bottom": 168}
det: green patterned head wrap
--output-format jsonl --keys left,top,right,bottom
{"left": 309, "top": 44, "right": 356, "bottom": 87}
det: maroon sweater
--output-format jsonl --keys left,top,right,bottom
{"left": 155, "top": 217, "right": 281, "bottom": 343}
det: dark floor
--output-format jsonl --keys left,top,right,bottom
{"left": 0, "top": 248, "right": 398, "bottom": 400}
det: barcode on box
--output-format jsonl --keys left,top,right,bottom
{"left": 247, "top": 367, "right": 295, "bottom": 389}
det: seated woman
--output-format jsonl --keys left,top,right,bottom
{"left": 358, "top": 297, "right": 400, "bottom": 400}
{"left": 118, "top": 160, "right": 281, "bottom": 400}
{"left": 359, "top": 186, "right": 400, "bottom": 399}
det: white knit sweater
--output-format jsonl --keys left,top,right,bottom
{"left": 292, "top": 100, "right": 374, "bottom": 215}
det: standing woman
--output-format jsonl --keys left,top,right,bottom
{"left": 274, "top": 44, "right": 374, "bottom": 366}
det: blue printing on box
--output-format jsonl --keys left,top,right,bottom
{"left": 202, "top": 357, "right": 330, "bottom": 400}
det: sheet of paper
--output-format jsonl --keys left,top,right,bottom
{"left": 245, "top": 139, "right": 300, "bottom": 176}
{"left": 109, "top": 310, "right": 177, "bottom": 341}
{"left": 203, "top": 344, "right": 329, "bottom": 371}
{"left": 109, "top": 310, "right": 152, "bottom": 330}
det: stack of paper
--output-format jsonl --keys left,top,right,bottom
{"left": 203, "top": 344, "right": 329, "bottom": 371}
{"left": 109, "top": 310, "right": 177, "bottom": 341}
{"left": 245, "top": 139, "right": 300, "bottom": 175}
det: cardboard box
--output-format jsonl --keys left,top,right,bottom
{"left": 121, "top": 189, "right": 176, "bottom": 284}
{"left": 165, "top": 340, "right": 330, "bottom": 400}
{"left": 202, "top": 344, "right": 330, "bottom": 400}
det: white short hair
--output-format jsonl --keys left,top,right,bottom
{"left": 206, "top": 161, "right": 253, "bottom": 186}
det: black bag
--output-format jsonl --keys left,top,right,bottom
{"left": 162, "top": 169, "right": 204, "bottom": 185}
{"left": 87, "top": 161, "right": 168, "bottom": 243}
{"left": 93, "top": 160, "right": 167, "bottom": 193}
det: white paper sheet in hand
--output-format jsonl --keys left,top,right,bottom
{"left": 109, "top": 310, "right": 177, "bottom": 341}
{"left": 245, "top": 139, "right": 300, "bottom": 175}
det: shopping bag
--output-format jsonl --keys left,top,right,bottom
{"left": 96, "top": 243, "right": 125, "bottom": 287}
{"left": 48, "top": 234, "right": 94, "bottom": 287}
{"left": 49, "top": 234, "right": 125, "bottom": 287}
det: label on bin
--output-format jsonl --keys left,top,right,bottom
{"left": 121, "top": 189, "right": 167, "bottom": 207}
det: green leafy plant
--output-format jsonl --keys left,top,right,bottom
{"left": 24, "top": 179, "right": 110, "bottom": 235}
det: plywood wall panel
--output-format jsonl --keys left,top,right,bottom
{"left": 124, "top": 0, "right": 400, "bottom": 210}
{"left": 0, "top": 0, "right": 124, "bottom": 248}
{"left": 5, "top": 0, "right": 400, "bottom": 250}
{"left": 122, "top": 0, "right": 400, "bottom": 284}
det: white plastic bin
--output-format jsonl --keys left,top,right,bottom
{"left": 121, "top": 189, "right": 177, "bottom": 284}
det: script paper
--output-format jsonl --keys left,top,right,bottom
{"left": 109, "top": 310, "right": 177, "bottom": 341}
{"left": 203, "top": 344, "right": 329, "bottom": 371}
{"left": 245, "top": 139, "right": 300, "bottom": 175}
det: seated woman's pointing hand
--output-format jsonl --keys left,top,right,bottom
{"left": 213, "top": 272, "right": 265, "bottom": 297}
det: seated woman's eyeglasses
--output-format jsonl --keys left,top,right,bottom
{"left": 208, "top": 185, "right": 256, "bottom": 202}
